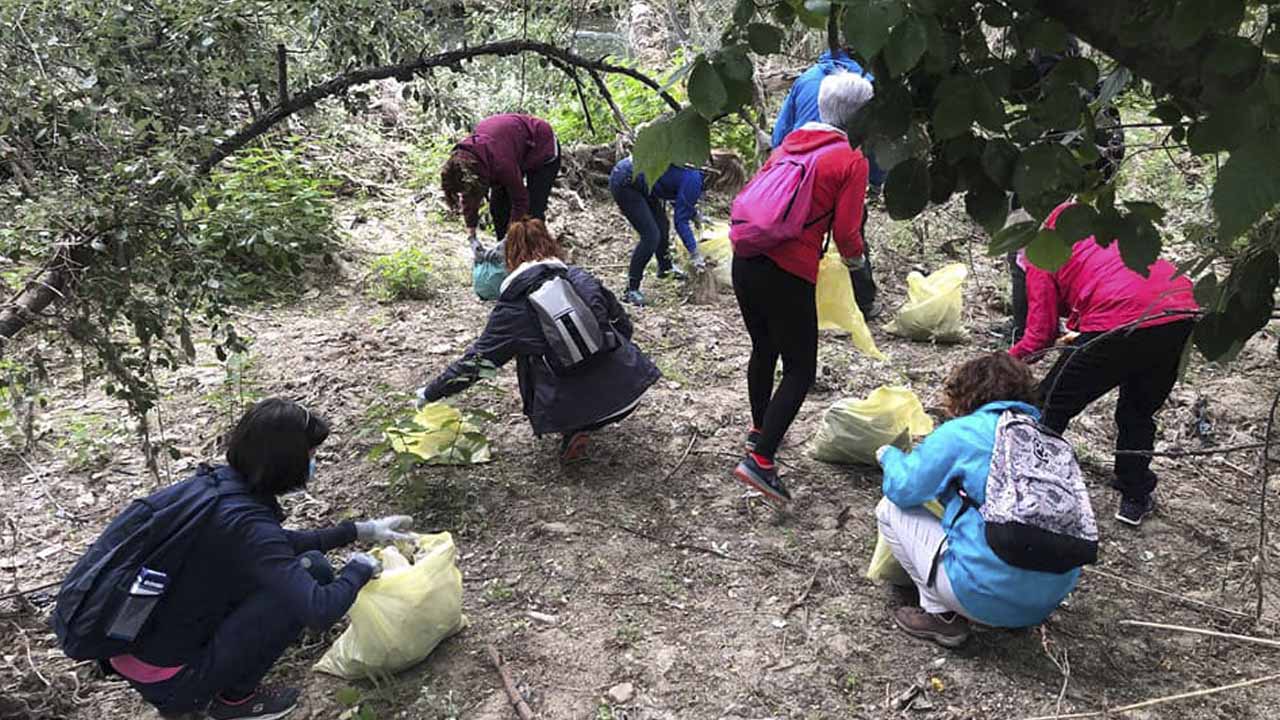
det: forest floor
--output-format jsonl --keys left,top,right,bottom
{"left": 3, "top": 128, "right": 1280, "bottom": 720}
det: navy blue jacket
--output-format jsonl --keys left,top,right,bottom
{"left": 423, "top": 259, "right": 660, "bottom": 435}
{"left": 129, "top": 466, "right": 373, "bottom": 666}
{"left": 613, "top": 157, "right": 704, "bottom": 254}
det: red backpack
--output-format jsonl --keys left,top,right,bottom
{"left": 729, "top": 138, "right": 842, "bottom": 257}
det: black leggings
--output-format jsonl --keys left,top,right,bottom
{"left": 732, "top": 255, "right": 818, "bottom": 460}
{"left": 489, "top": 154, "right": 562, "bottom": 242}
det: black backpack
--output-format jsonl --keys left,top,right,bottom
{"left": 527, "top": 273, "right": 619, "bottom": 374}
{"left": 51, "top": 465, "right": 248, "bottom": 660}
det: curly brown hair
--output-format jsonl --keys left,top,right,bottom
{"left": 942, "top": 352, "right": 1039, "bottom": 418}
{"left": 439, "top": 151, "right": 486, "bottom": 212}
{"left": 504, "top": 217, "right": 564, "bottom": 271}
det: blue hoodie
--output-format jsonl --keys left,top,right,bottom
{"left": 612, "top": 157, "right": 704, "bottom": 254}
{"left": 772, "top": 51, "right": 885, "bottom": 186}
{"left": 879, "top": 401, "right": 1081, "bottom": 628}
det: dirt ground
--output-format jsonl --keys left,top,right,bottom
{"left": 3, "top": 170, "right": 1280, "bottom": 720}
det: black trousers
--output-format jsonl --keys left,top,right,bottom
{"left": 732, "top": 255, "right": 818, "bottom": 460}
{"left": 1039, "top": 321, "right": 1194, "bottom": 501}
{"left": 489, "top": 154, "right": 562, "bottom": 242}
{"left": 1008, "top": 252, "right": 1028, "bottom": 342}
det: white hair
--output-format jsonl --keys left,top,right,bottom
{"left": 818, "top": 71, "right": 875, "bottom": 129}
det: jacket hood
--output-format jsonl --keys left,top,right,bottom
{"left": 780, "top": 123, "right": 850, "bottom": 153}
{"left": 500, "top": 258, "right": 567, "bottom": 296}
{"left": 817, "top": 50, "right": 868, "bottom": 75}
{"left": 976, "top": 400, "right": 1041, "bottom": 418}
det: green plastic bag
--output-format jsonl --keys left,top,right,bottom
{"left": 472, "top": 259, "right": 506, "bottom": 301}
{"left": 885, "top": 263, "right": 969, "bottom": 343}
{"left": 315, "top": 533, "right": 468, "bottom": 679}
{"left": 811, "top": 386, "right": 934, "bottom": 465}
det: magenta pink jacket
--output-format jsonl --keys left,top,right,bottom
{"left": 1010, "top": 202, "right": 1198, "bottom": 362}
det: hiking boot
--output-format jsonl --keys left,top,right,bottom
{"left": 207, "top": 686, "right": 300, "bottom": 720}
{"left": 745, "top": 427, "right": 762, "bottom": 452}
{"left": 559, "top": 431, "right": 590, "bottom": 463}
{"left": 657, "top": 266, "right": 688, "bottom": 281}
{"left": 1116, "top": 494, "right": 1157, "bottom": 527}
{"left": 893, "top": 607, "right": 970, "bottom": 648}
{"left": 732, "top": 454, "right": 791, "bottom": 504}
{"left": 622, "top": 289, "right": 646, "bottom": 306}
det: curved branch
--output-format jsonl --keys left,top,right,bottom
{"left": 197, "top": 39, "right": 681, "bottom": 175}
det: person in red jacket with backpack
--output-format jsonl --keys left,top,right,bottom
{"left": 730, "top": 71, "right": 872, "bottom": 503}
{"left": 1011, "top": 201, "right": 1198, "bottom": 526}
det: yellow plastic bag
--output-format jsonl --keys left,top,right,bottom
{"left": 386, "top": 403, "right": 491, "bottom": 465}
{"left": 315, "top": 533, "right": 468, "bottom": 680}
{"left": 680, "top": 220, "right": 733, "bottom": 292}
{"left": 811, "top": 386, "right": 933, "bottom": 465}
{"left": 866, "top": 500, "right": 945, "bottom": 584}
{"left": 885, "top": 263, "right": 969, "bottom": 343}
{"left": 816, "top": 247, "right": 885, "bottom": 361}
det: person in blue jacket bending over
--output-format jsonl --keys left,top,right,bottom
{"left": 773, "top": 50, "right": 882, "bottom": 317}
{"left": 874, "top": 353, "right": 1080, "bottom": 648}
{"left": 609, "top": 156, "right": 705, "bottom": 307}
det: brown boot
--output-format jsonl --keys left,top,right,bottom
{"left": 893, "top": 606, "right": 970, "bottom": 648}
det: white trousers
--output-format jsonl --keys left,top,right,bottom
{"left": 875, "top": 497, "right": 968, "bottom": 617}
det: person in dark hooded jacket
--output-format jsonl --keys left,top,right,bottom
{"left": 417, "top": 218, "right": 661, "bottom": 461}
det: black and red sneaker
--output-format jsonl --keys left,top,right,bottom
{"left": 207, "top": 686, "right": 300, "bottom": 720}
{"left": 745, "top": 427, "right": 762, "bottom": 452}
{"left": 733, "top": 454, "right": 791, "bottom": 504}
{"left": 559, "top": 431, "right": 591, "bottom": 463}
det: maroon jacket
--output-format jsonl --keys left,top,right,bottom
{"left": 455, "top": 114, "right": 558, "bottom": 228}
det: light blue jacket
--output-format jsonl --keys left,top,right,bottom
{"left": 771, "top": 50, "right": 872, "bottom": 148}
{"left": 880, "top": 401, "right": 1081, "bottom": 628}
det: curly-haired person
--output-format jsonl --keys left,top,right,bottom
{"left": 873, "top": 353, "right": 1081, "bottom": 648}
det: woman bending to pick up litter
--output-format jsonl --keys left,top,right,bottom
{"left": 53, "top": 398, "right": 415, "bottom": 720}
{"left": 417, "top": 218, "right": 661, "bottom": 462}
{"left": 1010, "top": 201, "right": 1198, "bottom": 527}
{"left": 729, "top": 70, "right": 871, "bottom": 504}
{"left": 875, "top": 353, "right": 1088, "bottom": 648}
{"left": 609, "top": 156, "right": 706, "bottom": 306}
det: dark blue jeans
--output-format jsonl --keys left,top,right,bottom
{"left": 128, "top": 551, "right": 334, "bottom": 716}
{"left": 610, "top": 163, "right": 672, "bottom": 292}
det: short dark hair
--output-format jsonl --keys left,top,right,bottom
{"left": 942, "top": 353, "right": 1039, "bottom": 418}
{"left": 225, "top": 397, "right": 329, "bottom": 495}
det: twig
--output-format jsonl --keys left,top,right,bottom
{"left": 1019, "top": 672, "right": 1280, "bottom": 720}
{"left": 486, "top": 643, "right": 535, "bottom": 720}
{"left": 1119, "top": 619, "right": 1280, "bottom": 650}
{"left": 586, "top": 68, "right": 633, "bottom": 139}
{"left": 0, "top": 579, "right": 61, "bottom": 603}
{"left": 1257, "top": 386, "right": 1280, "bottom": 619}
{"left": 784, "top": 564, "right": 821, "bottom": 618}
{"left": 614, "top": 524, "right": 738, "bottom": 561}
{"left": 18, "top": 454, "right": 88, "bottom": 523}
{"left": 661, "top": 434, "right": 697, "bottom": 483}
{"left": 1082, "top": 567, "right": 1262, "bottom": 623}
{"left": 1039, "top": 626, "right": 1070, "bottom": 717}
{"left": 1113, "top": 441, "right": 1274, "bottom": 458}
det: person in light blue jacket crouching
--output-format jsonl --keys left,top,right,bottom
{"left": 875, "top": 353, "right": 1081, "bottom": 647}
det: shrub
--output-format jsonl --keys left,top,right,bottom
{"left": 192, "top": 145, "right": 338, "bottom": 299}
{"left": 370, "top": 246, "right": 436, "bottom": 301}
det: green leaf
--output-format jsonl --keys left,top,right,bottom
{"left": 885, "top": 15, "right": 928, "bottom": 77}
{"left": 797, "top": 0, "right": 831, "bottom": 27}
{"left": 336, "top": 687, "right": 362, "bottom": 708}
{"left": 1117, "top": 216, "right": 1162, "bottom": 276}
{"left": 1202, "top": 37, "right": 1262, "bottom": 89}
{"left": 929, "top": 160, "right": 957, "bottom": 204}
{"left": 1026, "top": 229, "right": 1072, "bottom": 271}
{"left": 1194, "top": 312, "right": 1245, "bottom": 360}
{"left": 1045, "top": 57, "right": 1099, "bottom": 94}
{"left": 1022, "top": 18, "right": 1068, "bottom": 54}
{"left": 688, "top": 59, "right": 728, "bottom": 118}
{"left": 1053, "top": 204, "right": 1098, "bottom": 243}
{"left": 1193, "top": 272, "right": 1220, "bottom": 308}
{"left": 981, "top": 138, "right": 1019, "bottom": 188}
{"left": 1012, "top": 143, "right": 1085, "bottom": 217}
{"left": 980, "top": 3, "right": 1013, "bottom": 27}
{"left": 1169, "top": 0, "right": 1208, "bottom": 50}
{"left": 965, "top": 178, "right": 1009, "bottom": 234}
{"left": 988, "top": 220, "right": 1038, "bottom": 256}
{"left": 747, "top": 23, "right": 785, "bottom": 55}
{"left": 733, "top": 0, "right": 756, "bottom": 25}
{"left": 1124, "top": 201, "right": 1166, "bottom": 224}
{"left": 885, "top": 157, "right": 931, "bottom": 220}
{"left": 667, "top": 108, "right": 712, "bottom": 166}
{"left": 1212, "top": 139, "right": 1280, "bottom": 240}
{"left": 772, "top": 2, "right": 798, "bottom": 25}
{"left": 632, "top": 120, "right": 673, "bottom": 187}
{"left": 932, "top": 80, "right": 975, "bottom": 140}
{"left": 844, "top": 0, "right": 905, "bottom": 58}
{"left": 712, "top": 46, "right": 755, "bottom": 109}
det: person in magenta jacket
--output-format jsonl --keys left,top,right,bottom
{"left": 1011, "top": 201, "right": 1198, "bottom": 527}
{"left": 731, "top": 71, "right": 871, "bottom": 505}
{"left": 440, "top": 113, "right": 560, "bottom": 244}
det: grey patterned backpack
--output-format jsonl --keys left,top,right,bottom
{"left": 957, "top": 410, "right": 1098, "bottom": 574}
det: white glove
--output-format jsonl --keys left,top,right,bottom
{"left": 350, "top": 552, "right": 382, "bottom": 578}
{"left": 415, "top": 387, "right": 430, "bottom": 409}
{"left": 874, "top": 445, "right": 893, "bottom": 467}
{"left": 844, "top": 254, "right": 867, "bottom": 270}
{"left": 691, "top": 252, "right": 707, "bottom": 272}
{"left": 356, "top": 515, "right": 415, "bottom": 544}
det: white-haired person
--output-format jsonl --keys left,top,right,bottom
{"left": 731, "top": 71, "right": 873, "bottom": 503}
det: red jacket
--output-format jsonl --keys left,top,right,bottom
{"left": 456, "top": 114, "right": 558, "bottom": 228}
{"left": 763, "top": 125, "right": 867, "bottom": 284}
{"left": 1010, "top": 202, "right": 1198, "bottom": 361}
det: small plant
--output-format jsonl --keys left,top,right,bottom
{"left": 202, "top": 346, "right": 262, "bottom": 430}
{"left": 55, "top": 415, "right": 117, "bottom": 471}
{"left": 484, "top": 580, "right": 515, "bottom": 602}
{"left": 369, "top": 246, "right": 437, "bottom": 302}
{"left": 335, "top": 687, "right": 378, "bottom": 720}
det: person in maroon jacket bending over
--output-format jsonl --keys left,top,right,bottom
{"left": 731, "top": 71, "right": 871, "bottom": 505}
{"left": 440, "top": 113, "right": 561, "bottom": 247}
{"left": 1010, "top": 201, "right": 1198, "bottom": 527}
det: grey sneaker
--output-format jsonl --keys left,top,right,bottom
{"left": 622, "top": 289, "right": 646, "bottom": 306}
{"left": 1116, "top": 494, "right": 1157, "bottom": 527}
{"left": 207, "top": 686, "right": 299, "bottom": 720}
